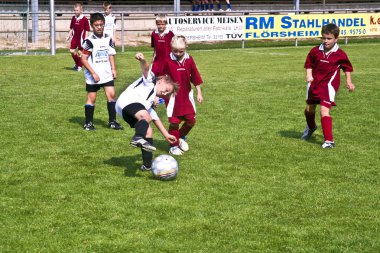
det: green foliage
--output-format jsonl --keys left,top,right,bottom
{"left": 1, "top": 42, "right": 379, "bottom": 252}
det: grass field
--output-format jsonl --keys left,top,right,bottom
{"left": 1, "top": 42, "right": 379, "bottom": 252}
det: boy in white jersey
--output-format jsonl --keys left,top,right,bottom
{"left": 103, "top": 1, "right": 117, "bottom": 45}
{"left": 116, "top": 53, "right": 179, "bottom": 171}
{"left": 81, "top": 12, "right": 123, "bottom": 131}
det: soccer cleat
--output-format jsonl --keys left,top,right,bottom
{"left": 226, "top": 8, "right": 232, "bottom": 11}
{"left": 73, "top": 65, "right": 77, "bottom": 71}
{"left": 179, "top": 138, "right": 189, "bottom": 152}
{"left": 140, "top": 165, "right": 151, "bottom": 171}
{"left": 76, "top": 66, "right": 82, "bottom": 72}
{"left": 83, "top": 122, "right": 95, "bottom": 131}
{"left": 321, "top": 141, "right": 335, "bottom": 149}
{"left": 169, "top": 146, "right": 184, "bottom": 156}
{"left": 301, "top": 125, "right": 317, "bottom": 140}
{"left": 130, "top": 136, "right": 156, "bottom": 152}
{"left": 108, "top": 120, "right": 123, "bottom": 130}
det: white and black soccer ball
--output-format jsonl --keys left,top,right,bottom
{"left": 151, "top": 155, "right": 178, "bottom": 181}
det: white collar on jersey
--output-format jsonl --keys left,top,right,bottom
{"left": 154, "top": 27, "right": 170, "bottom": 35}
{"left": 319, "top": 43, "right": 339, "bottom": 53}
{"left": 75, "top": 14, "right": 84, "bottom": 20}
{"left": 170, "top": 52, "right": 190, "bottom": 63}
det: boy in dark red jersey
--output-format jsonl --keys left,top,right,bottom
{"left": 151, "top": 14, "right": 174, "bottom": 76}
{"left": 301, "top": 23, "right": 355, "bottom": 148}
{"left": 154, "top": 35, "right": 203, "bottom": 156}
{"left": 67, "top": 3, "right": 90, "bottom": 71}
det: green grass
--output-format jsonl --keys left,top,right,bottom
{"left": 1, "top": 42, "right": 379, "bottom": 252}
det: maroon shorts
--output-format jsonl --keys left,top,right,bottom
{"left": 306, "top": 82, "right": 338, "bottom": 109}
{"left": 168, "top": 113, "right": 196, "bottom": 124}
{"left": 70, "top": 37, "right": 83, "bottom": 50}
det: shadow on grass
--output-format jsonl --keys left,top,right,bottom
{"left": 63, "top": 66, "right": 77, "bottom": 71}
{"left": 104, "top": 154, "right": 143, "bottom": 177}
{"left": 69, "top": 116, "right": 108, "bottom": 128}
{"left": 278, "top": 130, "right": 320, "bottom": 144}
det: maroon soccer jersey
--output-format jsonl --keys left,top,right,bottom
{"left": 151, "top": 29, "right": 174, "bottom": 75}
{"left": 304, "top": 44, "right": 353, "bottom": 105}
{"left": 159, "top": 53, "right": 203, "bottom": 116}
{"left": 70, "top": 15, "right": 90, "bottom": 42}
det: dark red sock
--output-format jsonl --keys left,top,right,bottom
{"left": 71, "top": 54, "right": 78, "bottom": 66}
{"left": 179, "top": 120, "right": 195, "bottom": 138}
{"left": 304, "top": 110, "right": 316, "bottom": 129}
{"left": 321, "top": 116, "right": 333, "bottom": 141}
{"left": 76, "top": 55, "right": 83, "bottom": 67}
{"left": 169, "top": 124, "right": 180, "bottom": 147}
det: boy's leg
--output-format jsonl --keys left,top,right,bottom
{"left": 320, "top": 105, "right": 334, "bottom": 146}
{"left": 129, "top": 108, "right": 156, "bottom": 152}
{"left": 179, "top": 114, "right": 196, "bottom": 138}
{"left": 76, "top": 49, "right": 83, "bottom": 68}
{"left": 70, "top": 48, "right": 79, "bottom": 69}
{"left": 168, "top": 117, "right": 184, "bottom": 155}
{"left": 84, "top": 91, "right": 97, "bottom": 130}
{"left": 301, "top": 104, "right": 317, "bottom": 140}
{"left": 104, "top": 86, "right": 123, "bottom": 130}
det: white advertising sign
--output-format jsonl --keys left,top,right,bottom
{"left": 167, "top": 16, "right": 244, "bottom": 41}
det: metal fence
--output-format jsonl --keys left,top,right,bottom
{"left": 1, "top": 7, "right": 380, "bottom": 54}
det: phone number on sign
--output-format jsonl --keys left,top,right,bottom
{"left": 340, "top": 28, "right": 367, "bottom": 36}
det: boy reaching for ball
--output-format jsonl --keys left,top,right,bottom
{"left": 115, "top": 53, "right": 179, "bottom": 171}
{"left": 301, "top": 23, "right": 355, "bottom": 148}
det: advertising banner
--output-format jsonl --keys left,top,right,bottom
{"left": 167, "top": 16, "right": 244, "bottom": 41}
{"left": 244, "top": 13, "right": 380, "bottom": 40}
{"left": 167, "top": 13, "right": 380, "bottom": 42}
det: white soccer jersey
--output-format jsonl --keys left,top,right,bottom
{"left": 115, "top": 70, "right": 159, "bottom": 120}
{"left": 82, "top": 33, "right": 116, "bottom": 85}
{"left": 104, "top": 14, "right": 117, "bottom": 40}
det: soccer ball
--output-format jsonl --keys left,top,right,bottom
{"left": 151, "top": 155, "right": 178, "bottom": 181}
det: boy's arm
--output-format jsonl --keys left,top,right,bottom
{"left": 195, "top": 85, "right": 203, "bottom": 103}
{"left": 81, "top": 54, "right": 100, "bottom": 83}
{"left": 67, "top": 29, "right": 73, "bottom": 41}
{"left": 135, "top": 53, "right": 150, "bottom": 78}
{"left": 109, "top": 54, "right": 117, "bottom": 79}
{"left": 153, "top": 118, "right": 177, "bottom": 144}
{"left": 345, "top": 71, "right": 355, "bottom": 92}
{"left": 306, "top": 68, "right": 314, "bottom": 83}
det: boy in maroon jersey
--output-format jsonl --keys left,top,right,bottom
{"left": 154, "top": 35, "right": 203, "bottom": 156}
{"left": 301, "top": 23, "right": 355, "bottom": 148}
{"left": 151, "top": 14, "right": 174, "bottom": 76}
{"left": 67, "top": 3, "right": 90, "bottom": 71}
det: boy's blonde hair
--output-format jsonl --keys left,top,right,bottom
{"left": 74, "top": 2, "right": 83, "bottom": 8}
{"left": 103, "top": 1, "right": 112, "bottom": 8}
{"left": 155, "top": 14, "right": 167, "bottom": 24}
{"left": 157, "top": 75, "right": 179, "bottom": 96}
{"left": 170, "top": 35, "right": 187, "bottom": 50}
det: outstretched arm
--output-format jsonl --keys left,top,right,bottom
{"left": 135, "top": 52, "right": 150, "bottom": 79}
{"left": 153, "top": 119, "right": 177, "bottom": 144}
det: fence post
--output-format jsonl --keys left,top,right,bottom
{"left": 26, "top": 0, "right": 30, "bottom": 54}
{"left": 121, "top": 13, "right": 125, "bottom": 53}
{"left": 50, "top": 0, "right": 56, "bottom": 55}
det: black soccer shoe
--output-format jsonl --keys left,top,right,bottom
{"left": 130, "top": 136, "right": 156, "bottom": 152}
{"left": 108, "top": 120, "right": 123, "bottom": 130}
{"left": 140, "top": 165, "right": 152, "bottom": 171}
{"left": 83, "top": 122, "right": 96, "bottom": 131}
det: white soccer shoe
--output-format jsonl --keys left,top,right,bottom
{"left": 169, "top": 146, "right": 184, "bottom": 156}
{"left": 321, "top": 141, "right": 335, "bottom": 149}
{"left": 179, "top": 138, "right": 189, "bottom": 152}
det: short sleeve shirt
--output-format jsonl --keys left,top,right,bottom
{"left": 104, "top": 14, "right": 117, "bottom": 40}
{"left": 70, "top": 15, "right": 90, "bottom": 41}
{"left": 82, "top": 33, "right": 116, "bottom": 85}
